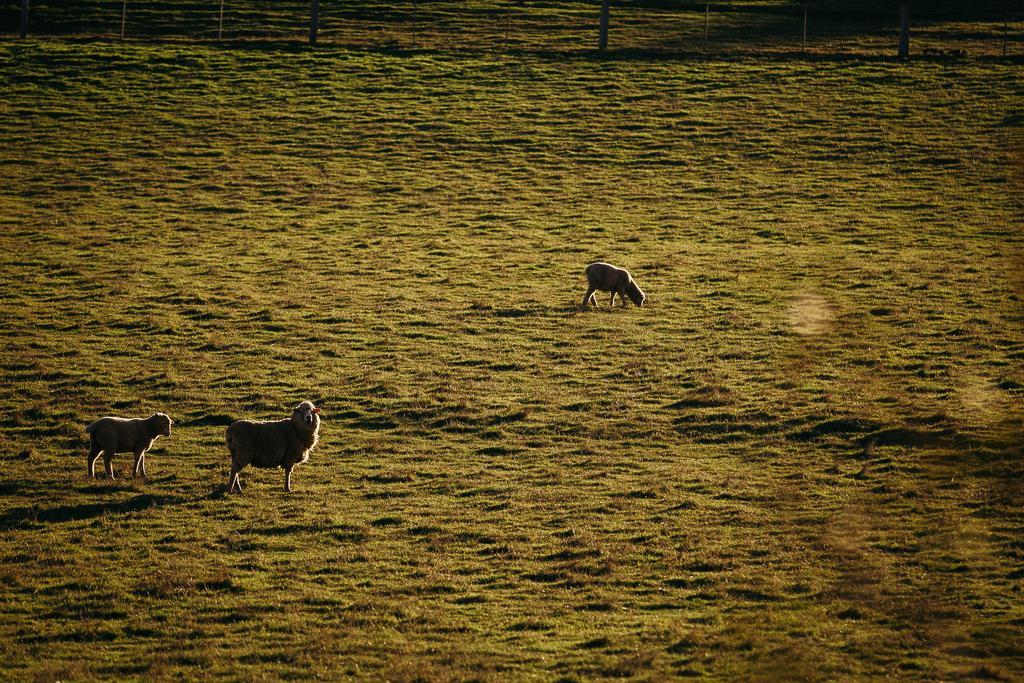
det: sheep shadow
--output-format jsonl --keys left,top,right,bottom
{"left": 0, "top": 493, "right": 186, "bottom": 531}
{"left": 574, "top": 302, "right": 648, "bottom": 315}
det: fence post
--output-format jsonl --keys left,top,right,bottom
{"left": 704, "top": 3, "right": 709, "bottom": 47}
{"left": 20, "top": 0, "right": 29, "bottom": 38}
{"left": 120, "top": 0, "right": 127, "bottom": 40}
{"left": 898, "top": 2, "right": 910, "bottom": 60}
{"left": 509, "top": 8, "right": 518, "bottom": 52}
{"left": 218, "top": 0, "right": 224, "bottom": 40}
{"left": 802, "top": 4, "right": 807, "bottom": 53}
{"left": 309, "top": 0, "right": 320, "bottom": 45}
{"left": 1003, "top": 9, "right": 1011, "bottom": 58}
{"left": 599, "top": 0, "right": 610, "bottom": 52}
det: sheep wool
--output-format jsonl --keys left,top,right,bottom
{"left": 225, "top": 401, "right": 321, "bottom": 493}
{"left": 582, "top": 262, "right": 646, "bottom": 308}
{"left": 85, "top": 413, "right": 172, "bottom": 479}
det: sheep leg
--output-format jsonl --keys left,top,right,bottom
{"left": 284, "top": 466, "right": 293, "bottom": 493}
{"left": 582, "top": 287, "right": 597, "bottom": 309}
{"left": 103, "top": 453, "right": 115, "bottom": 480}
{"left": 132, "top": 450, "right": 144, "bottom": 479}
{"left": 227, "top": 466, "right": 241, "bottom": 493}
{"left": 87, "top": 444, "right": 102, "bottom": 478}
{"left": 140, "top": 454, "right": 148, "bottom": 479}
{"left": 609, "top": 292, "right": 616, "bottom": 306}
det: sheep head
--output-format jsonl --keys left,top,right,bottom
{"left": 292, "top": 401, "right": 321, "bottom": 432}
{"left": 626, "top": 280, "right": 646, "bottom": 307}
{"left": 151, "top": 413, "right": 173, "bottom": 437}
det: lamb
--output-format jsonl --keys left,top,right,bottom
{"left": 86, "top": 413, "right": 172, "bottom": 479}
{"left": 582, "top": 262, "right": 646, "bottom": 308}
{"left": 225, "top": 401, "right": 321, "bottom": 493}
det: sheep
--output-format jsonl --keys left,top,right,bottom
{"left": 225, "top": 401, "right": 321, "bottom": 493}
{"left": 582, "top": 262, "right": 646, "bottom": 309}
{"left": 86, "top": 413, "right": 172, "bottom": 479}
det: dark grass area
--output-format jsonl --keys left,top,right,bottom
{"left": 2, "top": 0, "right": 1022, "bottom": 58}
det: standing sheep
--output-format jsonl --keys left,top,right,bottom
{"left": 86, "top": 413, "right": 173, "bottom": 479}
{"left": 582, "top": 262, "right": 646, "bottom": 308}
{"left": 225, "top": 401, "right": 321, "bottom": 493}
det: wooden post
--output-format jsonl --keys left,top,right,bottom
{"left": 704, "top": 3, "right": 709, "bottom": 47}
{"left": 802, "top": 4, "right": 807, "bottom": 53}
{"left": 19, "top": 0, "right": 28, "bottom": 38}
{"left": 218, "top": 0, "right": 224, "bottom": 40}
{"left": 898, "top": 2, "right": 910, "bottom": 60}
{"left": 120, "top": 0, "right": 127, "bottom": 40}
{"left": 309, "top": 0, "right": 320, "bottom": 45}
{"left": 598, "top": 0, "right": 610, "bottom": 52}
{"left": 1003, "top": 9, "right": 1011, "bottom": 58}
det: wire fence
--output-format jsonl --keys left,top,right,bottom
{"left": 4, "top": 1, "right": 1021, "bottom": 58}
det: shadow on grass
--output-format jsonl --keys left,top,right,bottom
{"left": 0, "top": 490, "right": 221, "bottom": 530}
{"left": 25, "top": 33, "right": 1023, "bottom": 64}
{"left": 183, "top": 413, "right": 235, "bottom": 427}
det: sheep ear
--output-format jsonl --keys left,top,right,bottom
{"left": 312, "top": 407, "right": 321, "bottom": 415}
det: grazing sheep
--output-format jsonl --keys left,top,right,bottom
{"left": 86, "top": 413, "right": 172, "bottom": 479}
{"left": 225, "top": 401, "right": 321, "bottom": 493}
{"left": 582, "top": 262, "right": 646, "bottom": 308}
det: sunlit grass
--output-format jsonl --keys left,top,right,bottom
{"left": 0, "top": 19, "right": 1022, "bottom": 681}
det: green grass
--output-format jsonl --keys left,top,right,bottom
{"left": 1, "top": 18, "right": 1023, "bottom": 682}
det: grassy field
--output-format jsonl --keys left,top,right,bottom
{"left": 1, "top": 9, "right": 1023, "bottom": 681}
